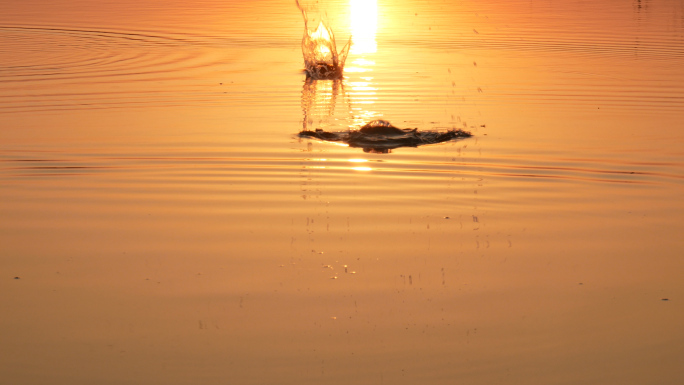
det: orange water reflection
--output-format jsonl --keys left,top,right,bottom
{"left": 2, "top": 0, "right": 684, "bottom": 384}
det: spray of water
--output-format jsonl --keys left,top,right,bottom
{"left": 296, "top": 0, "right": 351, "bottom": 79}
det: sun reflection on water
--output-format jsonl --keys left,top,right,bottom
{"left": 350, "top": 0, "right": 377, "bottom": 54}
{"left": 299, "top": 157, "right": 374, "bottom": 172}
{"left": 347, "top": 0, "right": 380, "bottom": 127}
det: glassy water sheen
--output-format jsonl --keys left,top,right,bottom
{"left": 1, "top": 0, "right": 684, "bottom": 384}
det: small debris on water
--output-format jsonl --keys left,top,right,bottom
{"left": 14, "top": 276, "right": 20, "bottom": 280}
{"left": 661, "top": 298, "right": 669, "bottom": 301}
{"left": 444, "top": 216, "right": 450, "bottom": 219}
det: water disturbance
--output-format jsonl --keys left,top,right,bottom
{"left": 296, "top": 0, "right": 351, "bottom": 79}
{"left": 300, "top": 119, "right": 472, "bottom": 153}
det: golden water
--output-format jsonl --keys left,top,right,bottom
{"left": 1, "top": 0, "right": 684, "bottom": 384}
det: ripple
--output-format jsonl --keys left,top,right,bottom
{"left": 388, "top": 33, "right": 684, "bottom": 61}
{"left": 0, "top": 25, "right": 229, "bottom": 113}
{"left": 0, "top": 26, "right": 213, "bottom": 81}
{"left": 3, "top": 145, "right": 682, "bottom": 187}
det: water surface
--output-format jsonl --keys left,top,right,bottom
{"left": 1, "top": 0, "right": 684, "bottom": 384}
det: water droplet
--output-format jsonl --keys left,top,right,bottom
{"left": 296, "top": 1, "right": 350, "bottom": 79}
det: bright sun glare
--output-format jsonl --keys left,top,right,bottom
{"left": 350, "top": 0, "right": 377, "bottom": 54}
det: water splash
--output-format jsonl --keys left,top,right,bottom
{"left": 296, "top": 0, "right": 351, "bottom": 79}
{"left": 299, "top": 120, "right": 472, "bottom": 154}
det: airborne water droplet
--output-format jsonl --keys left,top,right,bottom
{"left": 296, "top": 0, "right": 351, "bottom": 79}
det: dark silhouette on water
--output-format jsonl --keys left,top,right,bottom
{"left": 299, "top": 120, "right": 472, "bottom": 154}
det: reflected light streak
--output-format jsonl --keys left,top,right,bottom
{"left": 344, "top": 59, "right": 376, "bottom": 73}
{"left": 350, "top": 0, "right": 377, "bottom": 54}
{"left": 343, "top": 66, "right": 371, "bottom": 73}
{"left": 348, "top": 80, "right": 377, "bottom": 107}
{"left": 353, "top": 58, "right": 375, "bottom": 66}
{"left": 303, "top": 158, "right": 327, "bottom": 169}
{"left": 349, "top": 81, "right": 376, "bottom": 93}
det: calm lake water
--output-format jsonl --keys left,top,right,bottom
{"left": 2, "top": 0, "right": 684, "bottom": 384}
